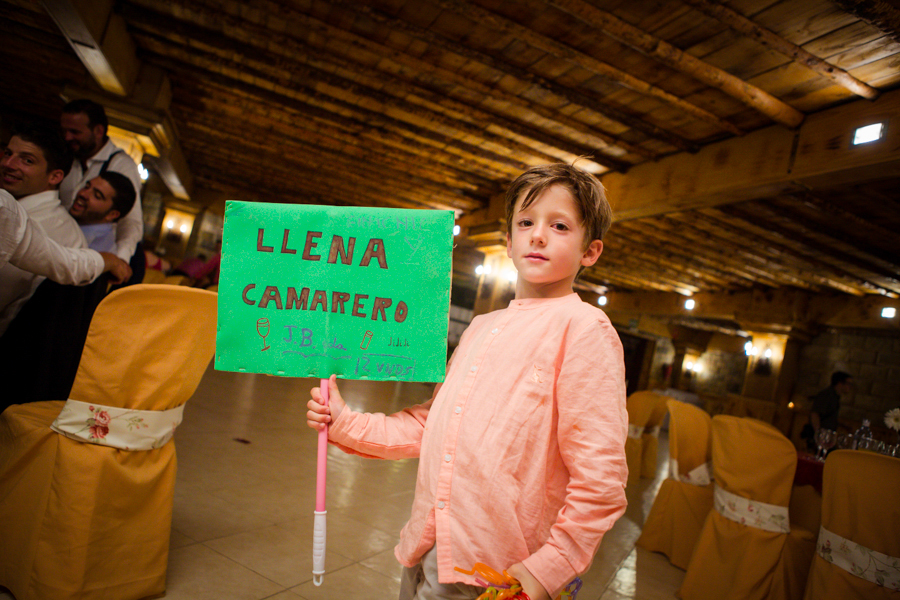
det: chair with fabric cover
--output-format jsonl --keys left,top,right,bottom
{"left": 679, "top": 415, "right": 817, "bottom": 600}
{"left": 0, "top": 284, "right": 217, "bottom": 600}
{"left": 142, "top": 268, "right": 167, "bottom": 284}
{"left": 625, "top": 391, "right": 667, "bottom": 486}
{"left": 803, "top": 450, "right": 900, "bottom": 599}
{"left": 637, "top": 399, "right": 714, "bottom": 569}
{"left": 640, "top": 393, "right": 671, "bottom": 478}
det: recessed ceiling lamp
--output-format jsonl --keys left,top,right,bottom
{"left": 852, "top": 122, "right": 884, "bottom": 145}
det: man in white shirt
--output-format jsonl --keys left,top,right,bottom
{"left": 59, "top": 99, "right": 144, "bottom": 273}
{"left": 0, "top": 123, "right": 87, "bottom": 336}
{"left": 69, "top": 172, "right": 137, "bottom": 253}
{"left": 1, "top": 189, "right": 131, "bottom": 283}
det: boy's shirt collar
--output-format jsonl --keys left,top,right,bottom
{"left": 508, "top": 292, "right": 580, "bottom": 310}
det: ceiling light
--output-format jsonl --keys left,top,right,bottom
{"left": 598, "top": 295, "right": 607, "bottom": 306}
{"left": 453, "top": 224, "right": 460, "bottom": 236}
{"left": 883, "top": 307, "right": 897, "bottom": 318}
{"left": 764, "top": 348, "right": 772, "bottom": 358}
{"left": 475, "top": 265, "right": 483, "bottom": 275}
{"left": 505, "top": 269, "right": 517, "bottom": 283}
{"left": 179, "top": 223, "right": 188, "bottom": 233}
{"left": 744, "top": 341, "right": 753, "bottom": 355}
{"left": 685, "top": 361, "right": 694, "bottom": 371}
{"left": 138, "top": 163, "right": 149, "bottom": 181}
{"left": 684, "top": 298, "right": 695, "bottom": 310}
{"left": 853, "top": 122, "right": 884, "bottom": 145}
{"left": 165, "top": 219, "right": 174, "bottom": 229}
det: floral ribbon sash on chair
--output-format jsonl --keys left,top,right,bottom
{"left": 817, "top": 526, "right": 900, "bottom": 590}
{"left": 51, "top": 399, "right": 185, "bottom": 451}
{"left": 714, "top": 484, "right": 790, "bottom": 534}
{"left": 669, "top": 459, "right": 713, "bottom": 486}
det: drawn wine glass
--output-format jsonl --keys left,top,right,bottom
{"left": 257, "top": 317, "right": 271, "bottom": 351}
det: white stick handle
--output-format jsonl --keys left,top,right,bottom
{"left": 312, "top": 510, "right": 327, "bottom": 586}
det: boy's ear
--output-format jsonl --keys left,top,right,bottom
{"left": 581, "top": 239, "right": 603, "bottom": 267}
{"left": 505, "top": 231, "right": 512, "bottom": 259}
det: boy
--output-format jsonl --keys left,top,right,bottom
{"left": 307, "top": 163, "right": 628, "bottom": 600}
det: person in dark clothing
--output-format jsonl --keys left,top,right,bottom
{"left": 803, "top": 371, "right": 853, "bottom": 450}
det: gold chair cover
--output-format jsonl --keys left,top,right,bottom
{"left": 679, "top": 415, "right": 816, "bottom": 600}
{"left": 624, "top": 391, "right": 666, "bottom": 486}
{"left": 803, "top": 450, "right": 900, "bottom": 600}
{"left": 641, "top": 393, "right": 671, "bottom": 478}
{"left": 0, "top": 284, "right": 217, "bottom": 600}
{"left": 637, "top": 399, "right": 714, "bottom": 569}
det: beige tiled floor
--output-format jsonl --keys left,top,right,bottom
{"left": 1, "top": 365, "right": 683, "bottom": 600}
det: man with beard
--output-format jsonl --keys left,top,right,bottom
{"left": 59, "top": 99, "right": 145, "bottom": 283}
{"left": 69, "top": 173, "right": 136, "bottom": 253}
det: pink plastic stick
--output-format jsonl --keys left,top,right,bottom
{"left": 316, "top": 377, "right": 329, "bottom": 511}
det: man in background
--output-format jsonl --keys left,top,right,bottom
{"left": 59, "top": 99, "right": 145, "bottom": 283}
{"left": 69, "top": 173, "right": 137, "bottom": 253}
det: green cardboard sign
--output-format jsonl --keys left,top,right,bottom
{"left": 215, "top": 202, "right": 454, "bottom": 382}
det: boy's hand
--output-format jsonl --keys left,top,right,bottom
{"left": 306, "top": 374, "right": 346, "bottom": 431}
{"left": 507, "top": 563, "right": 550, "bottom": 600}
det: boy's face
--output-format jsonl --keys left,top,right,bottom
{"left": 506, "top": 184, "right": 603, "bottom": 299}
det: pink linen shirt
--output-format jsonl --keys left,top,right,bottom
{"left": 328, "top": 293, "right": 628, "bottom": 595}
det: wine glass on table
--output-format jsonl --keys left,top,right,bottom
{"left": 814, "top": 428, "right": 836, "bottom": 461}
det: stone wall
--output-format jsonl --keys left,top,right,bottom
{"left": 795, "top": 328, "right": 900, "bottom": 424}
{"left": 694, "top": 350, "right": 748, "bottom": 396}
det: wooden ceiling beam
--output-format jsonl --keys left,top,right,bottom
{"left": 546, "top": 0, "right": 805, "bottom": 128}
{"left": 693, "top": 209, "right": 870, "bottom": 296}
{"left": 124, "top": 9, "right": 611, "bottom": 173}
{"left": 602, "top": 88, "right": 900, "bottom": 220}
{"left": 429, "top": 0, "right": 700, "bottom": 151}
{"left": 125, "top": 1, "right": 644, "bottom": 169}
{"left": 358, "top": 0, "right": 743, "bottom": 137}
{"left": 682, "top": 0, "right": 880, "bottom": 100}
{"left": 181, "top": 130, "right": 467, "bottom": 212}
{"left": 600, "top": 288, "right": 900, "bottom": 331}
{"left": 720, "top": 203, "right": 900, "bottom": 295}
{"left": 138, "top": 46, "right": 526, "bottom": 185}
{"left": 339, "top": 1, "right": 657, "bottom": 161}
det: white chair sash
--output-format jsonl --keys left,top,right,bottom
{"left": 817, "top": 526, "right": 900, "bottom": 590}
{"left": 669, "top": 458, "right": 712, "bottom": 486}
{"left": 627, "top": 424, "right": 644, "bottom": 439}
{"left": 714, "top": 484, "right": 790, "bottom": 533}
{"left": 51, "top": 399, "right": 185, "bottom": 451}
{"left": 644, "top": 425, "right": 661, "bottom": 437}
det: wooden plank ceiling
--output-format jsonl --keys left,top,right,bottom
{"left": 1, "top": 0, "right": 899, "bottom": 312}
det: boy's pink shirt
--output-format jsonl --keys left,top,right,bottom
{"left": 328, "top": 293, "right": 628, "bottom": 595}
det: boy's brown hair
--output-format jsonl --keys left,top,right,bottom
{"left": 505, "top": 163, "right": 613, "bottom": 247}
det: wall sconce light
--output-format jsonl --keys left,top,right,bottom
{"left": 138, "top": 163, "right": 149, "bottom": 182}
{"left": 475, "top": 264, "right": 492, "bottom": 276}
{"left": 882, "top": 307, "right": 897, "bottom": 319}
{"left": 684, "top": 298, "right": 695, "bottom": 310}
{"left": 597, "top": 295, "right": 607, "bottom": 306}
{"left": 853, "top": 122, "right": 884, "bottom": 145}
{"left": 504, "top": 269, "right": 517, "bottom": 283}
{"left": 453, "top": 224, "right": 460, "bottom": 236}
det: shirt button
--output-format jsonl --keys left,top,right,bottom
{"left": 471, "top": 366, "right": 477, "bottom": 373}
{"left": 454, "top": 406, "right": 462, "bottom": 414}
{"left": 437, "top": 501, "right": 446, "bottom": 509}
{"left": 444, "top": 454, "right": 452, "bottom": 462}
{"left": 491, "top": 328, "right": 499, "bottom": 334}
